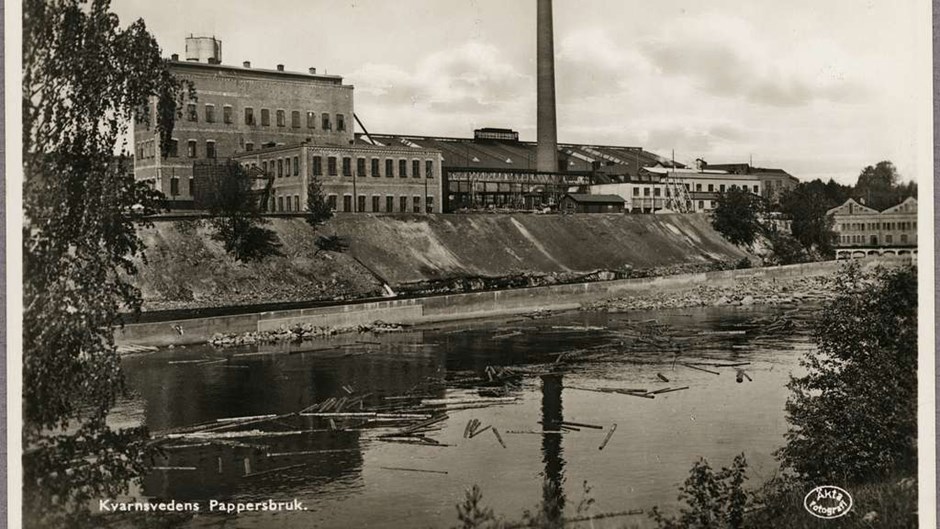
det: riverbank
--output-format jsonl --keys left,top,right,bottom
{"left": 115, "top": 257, "right": 907, "bottom": 347}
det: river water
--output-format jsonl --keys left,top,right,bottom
{"left": 112, "top": 305, "right": 815, "bottom": 528}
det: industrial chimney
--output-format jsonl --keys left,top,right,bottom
{"left": 536, "top": 0, "right": 558, "bottom": 173}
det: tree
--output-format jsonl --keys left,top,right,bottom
{"left": 854, "top": 161, "right": 900, "bottom": 211}
{"left": 203, "top": 161, "right": 281, "bottom": 261}
{"left": 23, "top": 0, "right": 190, "bottom": 526}
{"left": 650, "top": 454, "right": 749, "bottom": 529}
{"left": 778, "top": 264, "right": 917, "bottom": 483}
{"left": 306, "top": 173, "right": 333, "bottom": 228}
{"left": 778, "top": 184, "right": 837, "bottom": 258}
{"left": 711, "top": 187, "right": 764, "bottom": 246}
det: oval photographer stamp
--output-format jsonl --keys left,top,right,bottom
{"left": 803, "top": 485, "right": 853, "bottom": 519}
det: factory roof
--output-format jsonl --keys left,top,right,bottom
{"left": 562, "top": 193, "right": 625, "bottom": 204}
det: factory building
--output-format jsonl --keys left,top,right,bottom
{"left": 233, "top": 141, "right": 443, "bottom": 213}
{"left": 704, "top": 162, "right": 799, "bottom": 203}
{"left": 828, "top": 197, "right": 918, "bottom": 258}
{"left": 134, "top": 35, "right": 357, "bottom": 206}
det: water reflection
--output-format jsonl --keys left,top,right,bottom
{"left": 540, "top": 374, "right": 566, "bottom": 524}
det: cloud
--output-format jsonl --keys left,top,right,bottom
{"left": 349, "top": 41, "right": 534, "bottom": 134}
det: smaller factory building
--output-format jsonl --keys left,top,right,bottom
{"left": 559, "top": 194, "right": 625, "bottom": 214}
{"left": 233, "top": 141, "right": 444, "bottom": 214}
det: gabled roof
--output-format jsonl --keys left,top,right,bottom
{"left": 881, "top": 196, "right": 918, "bottom": 214}
{"left": 563, "top": 193, "right": 625, "bottom": 204}
{"left": 826, "top": 198, "right": 901, "bottom": 217}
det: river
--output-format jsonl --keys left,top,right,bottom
{"left": 111, "top": 305, "right": 815, "bottom": 528}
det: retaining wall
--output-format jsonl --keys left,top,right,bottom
{"left": 115, "top": 257, "right": 910, "bottom": 347}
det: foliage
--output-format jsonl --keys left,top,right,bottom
{"left": 306, "top": 174, "right": 333, "bottom": 228}
{"left": 711, "top": 188, "right": 764, "bottom": 247}
{"left": 778, "top": 184, "right": 837, "bottom": 258}
{"left": 853, "top": 161, "right": 916, "bottom": 211}
{"left": 764, "top": 229, "right": 808, "bottom": 266}
{"left": 778, "top": 264, "right": 917, "bottom": 483}
{"left": 453, "top": 485, "right": 500, "bottom": 529}
{"left": 204, "top": 161, "right": 282, "bottom": 261}
{"left": 22, "top": 0, "right": 190, "bottom": 526}
{"left": 650, "top": 453, "right": 749, "bottom": 529}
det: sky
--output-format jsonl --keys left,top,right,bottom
{"left": 110, "top": 0, "right": 931, "bottom": 184}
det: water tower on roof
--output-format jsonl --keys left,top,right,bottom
{"left": 185, "top": 35, "right": 222, "bottom": 64}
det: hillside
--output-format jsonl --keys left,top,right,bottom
{"left": 133, "top": 213, "right": 749, "bottom": 310}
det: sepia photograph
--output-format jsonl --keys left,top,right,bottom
{"left": 10, "top": 0, "right": 936, "bottom": 528}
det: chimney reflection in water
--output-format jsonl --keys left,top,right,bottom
{"left": 540, "top": 374, "right": 566, "bottom": 523}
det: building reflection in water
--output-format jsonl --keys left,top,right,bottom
{"left": 540, "top": 374, "right": 566, "bottom": 523}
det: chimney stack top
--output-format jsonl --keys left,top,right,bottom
{"left": 309, "top": 67, "right": 317, "bottom": 75}
{"left": 276, "top": 64, "right": 285, "bottom": 71}
{"left": 243, "top": 61, "right": 251, "bottom": 68}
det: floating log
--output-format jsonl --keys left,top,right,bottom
{"left": 379, "top": 466, "right": 448, "bottom": 475}
{"left": 697, "top": 330, "right": 747, "bottom": 336}
{"left": 377, "top": 437, "right": 450, "bottom": 447}
{"left": 681, "top": 363, "right": 720, "bottom": 375}
{"left": 685, "top": 362, "right": 751, "bottom": 368}
{"left": 152, "top": 466, "right": 197, "bottom": 471}
{"left": 505, "top": 430, "right": 569, "bottom": 435}
{"left": 216, "top": 414, "right": 278, "bottom": 423}
{"left": 394, "top": 414, "right": 449, "bottom": 436}
{"left": 599, "top": 424, "right": 618, "bottom": 450}
{"left": 463, "top": 419, "right": 474, "bottom": 438}
{"left": 168, "top": 359, "right": 212, "bottom": 365}
{"left": 561, "top": 421, "right": 603, "bottom": 430}
{"left": 267, "top": 448, "right": 361, "bottom": 457}
{"left": 650, "top": 386, "right": 690, "bottom": 395}
{"left": 421, "top": 397, "right": 517, "bottom": 406}
{"left": 243, "top": 463, "right": 310, "bottom": 478}
{"left": 657, "top": 373, "right": 670, "bottom": 383}
{"left": 492, "top": 428, "right": 507, "bottom": 448}
{"left": 468, "top": 425, "right": 492, "bottom": 439}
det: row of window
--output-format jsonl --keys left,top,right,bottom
{"left": 328, "top": 194, "right": 434, "bottom": 214}
{"left": 186, "top": 103, "right": 346, "bottom": 132}
{"left": 628, "top": 183, "right": 759, "bottom": 197}
{"left": 261, "top": 157, "right": 301, "bottom": 178}
{"left": 838, "top": 221, "right": 916, "bottom": 231}
{"left": 839, "top": 234, "right": 910, "bottom": 244}
{"left": 311, "top": 156, "right": 434, "bottom": 179}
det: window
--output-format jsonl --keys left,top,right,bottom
{"left": 285, "top": 157, "right": 291, "bottom": 176}
{"left": 372, "top": 196, "right": 380, "bottom": 212}
{"left": 385, "top": 159, "right": 394, "bottom": 178}
{"left": 632, "top": 188, "right": 639, "bottom": 196}
{"left": 187, "top": 140, "right": 197, "bottom": 158}
{"left": 206, "top": 141, "right": 216, "bottom": 159}
{"left": 886, "top": 234, "right": 893, "bottom": 243}
{"left": 413, "top": 196, "right": 421, "bottom": 213}
{"left": 246, "top": 142, "right": 254, "bottom": 152}
{"left": 245, "top": 107, "right": 255, "bottom": 125}
{"left": 695, "top": 184, "right": 702, "bottom": 191}
{"left": 328, "top": 156, "right": 337, "bottom": 176}
{"left": 400, "top": 196, "right": 408, "bottom": 212}
{"left": 327, "top": 195, "right": 337, "bottom": 210}
{"left": 262, "top": 161, "right": 268, "bottom": 174}
{"left": 205, "top": 105, "right": 215, "bottom": 123}
{"left": 277, "top": 159, "right": 283, "bottom": 178}
{"left": 342, "top": 157, "right": 352, "bottom": 177}
{"left": 719, "top": 184, "right": 726, "bottom": 192}
{"left": 294, "top": 196, "right": 300, "bottom": 212}
{"left": 412, "top": 160, "right": 420, "bottom": 179}
{"left": 357, "top": 196, "right": 366, "bottom": 212}
{"left": 170, "top": 177, "right": 179, "bottom": 196}
{"left": 285, "top": 195, "right": 292, "bottom": 212}
{"left": 168, "top": 139, "right": 179, "bottom": 157}
{"left": 291, "top": 111, "right": 300, "bottom": 128}
{"left": 399, "top": 159, "right": 407, "bottom": 178}
{"left": 278, "top": 196, "right": 284, "bottom": 212}
{"left": 293, "top": 156, "right": 299, "bottom": 176}
{"left": 312, "top": 156, "right": 322, "bottom": 175}
{"left": 370, "top": 158, "right": 379, "bottom": 177}
{"left": 223, "top": 105, "right": 233, "bottom": 124}
{"left": 753, "top": 185, "right": 759, "bottom": 193}
{"left": 900, "top": 234, "right": 908, "bottom": 243}
{"left": 643, "top": 187, "right": 650, "bottom": 197}
{"left": 698, "top": 201, "right": 704, "bottom": 210}
{"left": 653, "top": 188, "right": 661, "bottom": 197}
{"left": 708, "top": 184, "right": 714, "bottom": 192}
{"left": 426, "top": 160, "right": 434, "bottom": 178}
{"left": 337, "top": 114, "right": 346, "bottom": 131}
{"left": 321, "top": 113, "right": 331, "bottom": 130}
{"left": 357, "top": 158, "right": 366, "bottom": 177}
{"left": 386, "top": 196, "right": 394, "bottom": 212}
{"left": 306, "top": 111, "right": 316, "bottom": 129}
{"left": 261, "top": 108, "right": 270, "bottom": 126}
{"left": 426, "top": 196, "right": 434, "bottom": 213}
{"left": 187, "top": 103, "right": 197, "bottom": 122}
{"left": 276, "top": 110, "right": 285, "bottom": 127}
{"left": 343, "top": 195, "right": 352, "bottom": 212}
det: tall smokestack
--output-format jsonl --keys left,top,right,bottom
{"left": 536, "top": 0, "right": 558, "bottom": 173}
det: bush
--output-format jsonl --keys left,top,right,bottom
{"left": 777, "top": 264, "right": 917, "bottom": 483}
{"left": 765, "top": 230, "right": 808, "bottom": 266}
{"left": 711, "top": 189, "right": 764, "bottom": 246}
{"left": 650, "top": 453, "right": 749, "bottom": 529}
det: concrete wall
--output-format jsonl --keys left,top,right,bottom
{"left": 116, "top": 256, "right": 909, "bottom": 347}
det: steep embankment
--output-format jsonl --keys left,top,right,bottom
{"left": 133, "top": 213, "right": 749, "bottom": 310}
{"left": 331, "top": 213, "right": 748, "bottom": 285}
